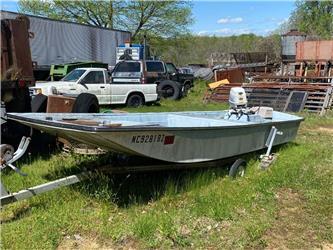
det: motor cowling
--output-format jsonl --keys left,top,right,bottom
{"left": 229, "top": 87, "right": 247, "bottom": 109}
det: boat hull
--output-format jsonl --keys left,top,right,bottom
{"left": 7, "top": 111, "right": 303, "bottom": 163}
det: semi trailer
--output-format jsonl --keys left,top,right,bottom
{"left": 0, "top": 10, "right": 131, "bottom": 80}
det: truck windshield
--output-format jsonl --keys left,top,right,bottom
{"left": 165, "top": 63, "right": 177, "bottom": 74}
{"left": 62, "top": 69, "right": 86, "bottom": 81}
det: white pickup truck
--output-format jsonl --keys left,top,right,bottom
{"left": 29, "top": 68, "right": 159, "bottom": 107}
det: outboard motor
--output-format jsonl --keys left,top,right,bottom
{"left": 228, "top": 87, "right": 247, "bottom": 109}
{"left": 226, "top": 87, "right": 273, "bottom": 121}
{"left": 226, "top": 87, "right": 251, "bottom": 120}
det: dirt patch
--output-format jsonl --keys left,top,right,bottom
{"left": 262, "top": 188, "right": 324, "bottom": 249}
{"left": 322, "top": 243, "right": 333, "bottom": 250}
{"left": 57, "top": 234, "right": 140, "bottom": 250}
{"left": 317, "top": 125, "right": 333, "bottom": 134}
{"left": 304, "top": 125, "right": 333, "bottom": 134}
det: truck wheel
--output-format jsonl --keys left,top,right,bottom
{"left": 72, "top": 93, "right": 99, "bottom": 113}
{"left": 127, "top": 94, "right": 144, "bottom": 107}
{"left": 31, "top": 94, "right": 48, "bottom": 112}
{"left": 158, "top": 81, "right": 181, "bottom": 100}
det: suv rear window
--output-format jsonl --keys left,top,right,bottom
{"left": 113, "top": 62, "right": 141, "bottom": 77}
{"left": 146, "top": 62, "right": 165, "bottom": 73}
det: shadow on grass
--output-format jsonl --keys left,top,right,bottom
{"left": 40, "top": 149, "right": 265, "bottom": 208}
{"left": 1, "top": 200, "right": 49, "bottom": 224}
{"left": 2, "top": 140, "right": 301, "bottom": 210}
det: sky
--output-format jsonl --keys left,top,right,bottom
{"left": 192, "top": 1, "right": 295, "bottom": 36}
{"left": 0, "top": 0, "right": 296, "bottom": 37}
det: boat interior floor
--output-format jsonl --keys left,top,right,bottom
{"left": 8, "top": 111, "right": 287, "bottom": 128}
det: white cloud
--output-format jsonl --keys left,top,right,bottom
{"left": 278, "top": 18, "right": 289, "bottom": 25}
{"left": 197, "top": 30, "right": 209, "bottom": 36}
{"left": 217, "top": 18, "right": 229, "bottom": 24}
{"left": 217, "top": 17, "right": 243, "bottom": 24}
{"left": 215, "top": 28, "right": 251, "bottom": 36}
{"left": 215, "top": 28, "right": 231, "bottom": 33}
{"left": 264, "top": 28, "right": 274, "bottom": 33}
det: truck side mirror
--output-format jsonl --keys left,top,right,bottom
{"left": 79, "top": 79, "right": 89, "bottom": 89}
{"left": 79, "top": 78, "right": 87, "bottom": 84}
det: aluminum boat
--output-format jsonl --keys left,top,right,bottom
{"left": 7, "top": 110, "right": 303, "bottom": 163}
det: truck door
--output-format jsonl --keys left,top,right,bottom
{"left": 165, "top": 63, "right": 179, "bottom": 82}
{"left": 145, "top": 61, "right": 166, "bottom": 83}
{"left": 79, "top": 70, "right": 109, "bottom": 105}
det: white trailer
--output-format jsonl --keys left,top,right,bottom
{"left": 0, "top": 10, "right": 131, "bottom": 68}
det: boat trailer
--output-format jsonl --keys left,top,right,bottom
{"left": 0, "top": 126, "right": 282, "bottom": 206}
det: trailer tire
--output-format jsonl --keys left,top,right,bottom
{"left": 71, "top": 93, "right": 99, "bottom": 113}
{"left": 229, "top": 159, "right": 246, "bottom": 178}
{"left": 158, "top": 80, "right": 181, "bottom": 100}
{"left": 126, "top": 93, "right": 144, "bottom": 107}
{"left": 182, "top": 82, "right": 191, "bottom": 97}
{"left": 31, "top": 94, "right": 48, "bottom": 112}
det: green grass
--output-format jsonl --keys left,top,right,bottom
{"left": 1, "top": 81, "right": 333, "bottom": 249}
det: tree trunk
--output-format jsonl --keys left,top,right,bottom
{"left": 108, "top": 0, "right": 113, "bottom": 28}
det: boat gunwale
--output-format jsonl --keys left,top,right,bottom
{"left": 7, "top": 113, "right": 304, "bottom": 133}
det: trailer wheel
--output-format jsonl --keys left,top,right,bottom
{"left": 31, "top": 94, "right": 47, "bottom": 112}
{"left": 126, "top": 93, "right": 144, "bottom": 107}
{"left": 157, "top": 81, "right": 181, "bottom": 100}
{"left": 182, "top": 82, "right": 191, "bottom": 97}
{"left": 229, "top": 159, "right": 246, "bottom": 178}
{"left": 72, "top": 93, "right": 99, "bottom": 113}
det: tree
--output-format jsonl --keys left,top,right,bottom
{"left": 116, "top": 1, "right": 193, "bottom": 40}
{"left": 288, "top": 0, "right": 333, "bottom": 38}
{"left": 18, "top": 0, "right": 193, "bottom": 40}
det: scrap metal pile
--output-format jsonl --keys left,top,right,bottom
{"left": 204, "top": 40, "right": 333, "bottom": 116}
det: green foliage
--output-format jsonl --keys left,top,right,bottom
{"left": 18, "top": 0, "right": 193, "bottom": 39}
{"left": 150, "top": 34, "right": 281, "bottom": 66}
{"left": 18, "top": 0, "right": 118, "bottom": 27}
{"left": 118, "top": 1, "right": 193, "bottom": 41}
{"left": 288, "top": 0, "right": 333, "bottom": 38}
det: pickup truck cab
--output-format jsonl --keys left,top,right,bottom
{"left": 112, "top": 60, "right": 194, "bottom": 99}
{"left": 30, "top": 68, "right": 159, "bottom": 107}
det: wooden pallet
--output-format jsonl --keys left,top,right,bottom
{"left": 245, "top": 88, "right": 291, "bottom": 111}
{"left": 204, "top": 82, "right": 333, "bottom": 115}
{"left": 304, "top": 87, "right": 333, "bottom": 115}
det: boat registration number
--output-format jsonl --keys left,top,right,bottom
{"left": 131, "top": 134, "right": 175, "bottom": 145}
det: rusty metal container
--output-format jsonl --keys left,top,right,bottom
{"left": 281, "top": 29, "right": 306, "bottom": 62}
{"left": 46, "top": 95, "right": 75, "bottom": 113}
{"left": 215, "top": 68, "right": 245, "bottom": 83}
{"left": 1, "top": 18, "right": 34, "bottom": 83}
{"left": 296, "top": 40, "right": 333, "bottom": 61}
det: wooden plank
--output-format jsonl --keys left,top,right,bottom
{"left": 304, "top": 105, "right": 325, "bottom": 109}
{"left": 305, "top": 101, "right": 325, "bottom": 104}
{"left": 305, "top": 96, "right": 326, "bottom": 100}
